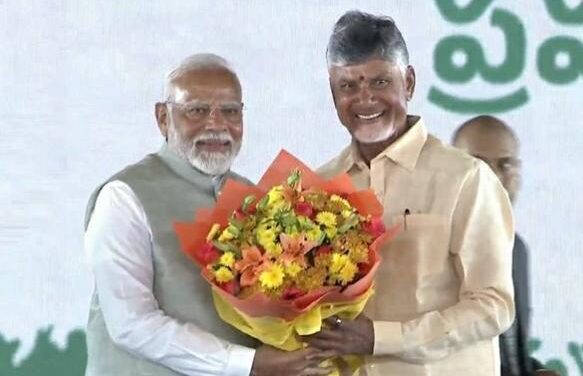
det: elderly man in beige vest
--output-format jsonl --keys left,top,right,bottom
{"left": 85, "top": 54, "right": 332, "bottom": 376}
{"left": 304, "top": 11, "right": 515, "bottom": 376}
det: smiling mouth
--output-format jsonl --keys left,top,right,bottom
{"left": 197, "top": 140, "right": 231, "bottom": 148}
{"left": 355, "top": 111, "right": 384, "bottom": 120}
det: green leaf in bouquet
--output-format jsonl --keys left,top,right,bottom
{"left": 211, "top": 263, "right": 236, "bottom": 273}
{"left": 212, "top": 240, "right": 239, "bottom": 255}
{"left": 227, "top": 224, "right": 241, "bottom": 238}
{"left": 297, "top": 215, "right": 315, "bottom": 230}
{"left": 275, "top": 211, "right": 298, "bottom": 234}
{"left": 286, "top": 169, "right": 301, "bottom": 188}
{"left": 257, "top": 195, "right": 270, "bottom": 211}
{"left": 279, "top": 211, "right": 297, "bottom": 226}
{"left": 241, "top": 195, "right": 256, "bottom": 213}
{"left": 338, "top": 213, "right": 359, "bottom": 234}
{"left": 228, "top": 217, "right": 244, "bottom": 230}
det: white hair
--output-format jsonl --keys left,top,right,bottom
{"left": 163, "top": 53, "right": 237, "bottom": 100}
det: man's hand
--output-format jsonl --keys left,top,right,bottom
{"left": 250, "top": 345, "right": 335, "bottom": 376}
{"left": 302, "top": 314, "right": 374, "bottom": 356}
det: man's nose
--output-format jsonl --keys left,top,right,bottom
{"left": 356, "top": 85, "right": 376, "bottom": 103}
{"left": 205, "top": 108, "right": 228, "bottom": 130}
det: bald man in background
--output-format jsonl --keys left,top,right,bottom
{"left": 453, "top": 115, "right": 557, "bottom": 376}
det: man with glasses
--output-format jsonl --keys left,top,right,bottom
{"left": 84, "top": 54, "right": 332, "bottom": 376}
{"left": 453, "top": 115, "right": 557, "bottom": 376}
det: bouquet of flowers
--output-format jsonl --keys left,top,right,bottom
{"left": 174, "top": 150, "right": 398, "bottom": 374}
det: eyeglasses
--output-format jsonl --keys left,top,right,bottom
{"left": 166, "top": 100, "right": 244, "bottom": 123}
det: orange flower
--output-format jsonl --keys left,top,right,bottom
{"left": 235, "top": 246, "right": 266, "bottom": 287}
{"left": 279, "top": 233, "right": 317, "bottom": 267}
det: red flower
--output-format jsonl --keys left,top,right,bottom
{"left": 219, "top": 280, "right": 240, "bottom": 295}
{"left": 363, "top": 217, "right": 386, "bottom": 239}
{"left": 246, "top": 203, "right": 257, "bottom": 214}
{"left": 240, "top": 202, "right": 256, "bottom": 215}
{"left": 196, "top": 242, "right": 220, "bottom": 265}
{"left": 233, "top": 208, "right": 246, "bottom": 221}
{"left": 294, "top": 201, "right": 314, "bottom": 218}
{"left": 282, "top": 286, "right": 305, "bottom": 300}
{"left": 315, "top": 245, "right": 332, "bottom": 255}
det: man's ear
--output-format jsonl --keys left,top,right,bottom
{"left": 155, "top": 103, "right": 169, "bottom": 140}
{"left": 329, "top": 76, "right": 339, "bottom": 108}
{"left": 405, "top": 65, "right": 416, "bottom": 101}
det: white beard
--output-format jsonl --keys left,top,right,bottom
{"left": 353, "top": 123, "right": 396, "bottom": 144}
{"left": 167, "top": 122, "right": 241, "bottom": 175}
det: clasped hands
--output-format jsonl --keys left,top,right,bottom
{"left": 250, "top": 314, "right": 374, "bottom": 376}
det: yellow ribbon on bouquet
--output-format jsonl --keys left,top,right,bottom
{"left": 212, "top": 288, "right": 374, "bottom": 376}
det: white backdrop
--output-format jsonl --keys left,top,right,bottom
{"left": 1, "top": 0, "right": 582, "bottom": 374}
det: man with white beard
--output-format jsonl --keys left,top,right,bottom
{"left": 309, "top": 11, "right": 515, "bottom": 376}
{"left": 84, "top": 54, "right": 333, "bottom": 376}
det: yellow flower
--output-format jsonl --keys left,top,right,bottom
{"left": 257, "top": 228, "right": 276, "bottom": 243}
{"left": 314, "top": 252, "right": 332, "bottom": 268}
{"left": 306, "top": 226, "right": 324, "bottom": 243}
{"left": 296, "top": 265, "right": 327, "bottom": 291}
{"left": 219, "top": 252, "right": 236, "bottom": 268}
{"left": 329, "top": 253, "right": 357, "bottom": 285}
{"left": 259, "top": 263, "right": 285, "bottom": 290}
{"left": 331, "top": 194, "right": 352, "bottom": 210}
{"left": 256, "top": 223, "right": 282, "bottom": 256}
{"left": 315, "top": 211, "right": 337, "bottom": 228}
{"left": 257, "top": 221, "right": 278, "bottom": 239}
{"left": 285, "top": 262, "right": 302, "bottom": 278}
{"left": 324, "top": 227, "right": 337, "bottom": 240}
{"left": 341, "top": 209, "right": 353, "bottom": 219}
{"left": 296, "top": 216, "right": 323, "bottom": 244}
{"left": 330, "top": 253, "right": 348, "bottom": 274}
{"left": 264, "top": 242, "right": 282, "bottom": 257}
{"left": 265, "top": 185, "right": 290, "bottom": 215}
{"left": 206, "top": 223, "right": 221, "bottom": 241}
{"left": 215, "top": 266, "right": 234, "bottom": 283}
{"left": 337, "top": 260, "right": 357, "bottom": 285}
{"left": 268, "top": 185, "right": 286, "bottom": 202}
{"left": 348, "top": 246, "right": 369, "bottom": 264}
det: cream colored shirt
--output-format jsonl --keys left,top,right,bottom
{"left": 318, "top": 117, "right": 515, "bottom": 376}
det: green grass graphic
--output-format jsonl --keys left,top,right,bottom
{"left": 0, "top": 328, "right": 580, "bottom": 375}
{"left": 0, "top": 327, "right": 86, "bottom": 376}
